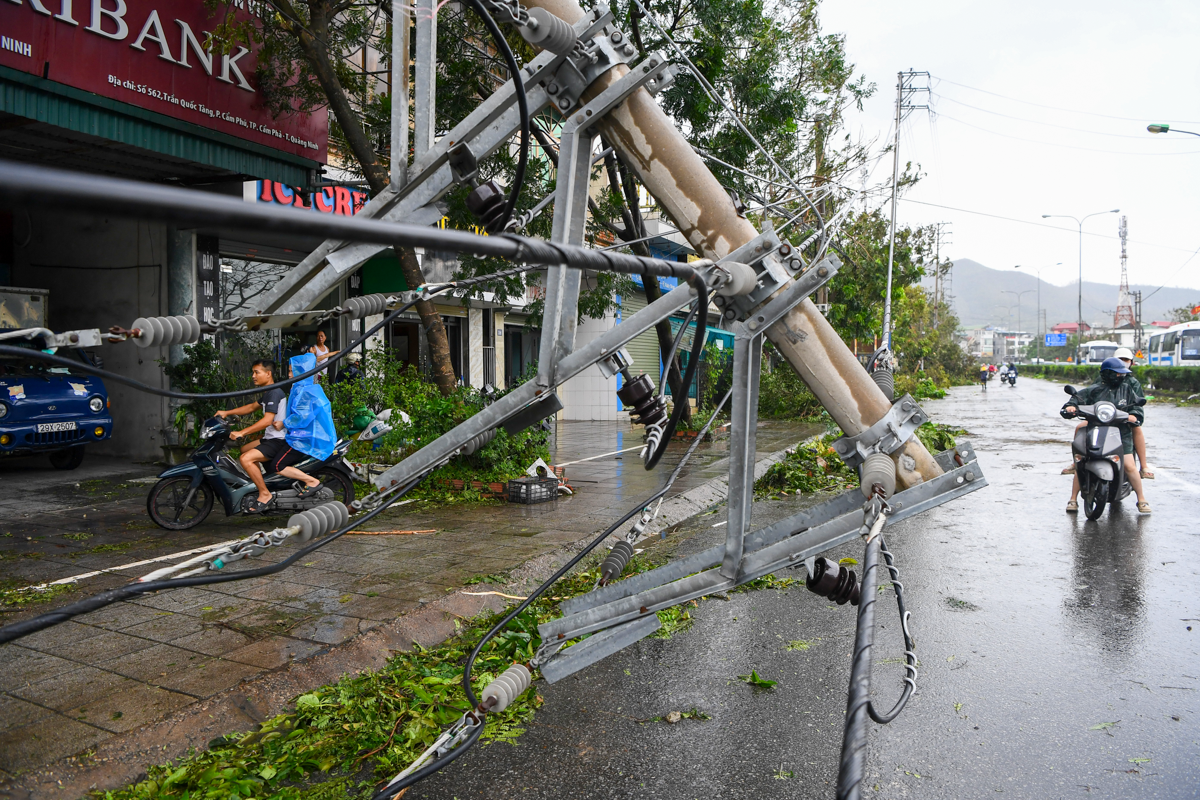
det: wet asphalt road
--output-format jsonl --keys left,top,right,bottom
{"left": 409, "top": 377, "right": 1199, "bottom": 800}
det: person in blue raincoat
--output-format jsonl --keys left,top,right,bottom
{"left": 266, "top": 353, "right": 338, "bottom": 498}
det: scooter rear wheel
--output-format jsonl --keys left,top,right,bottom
{"left": 313, "top": 467, "right": 355, "bottom": 506}
{"left": 1083, "top": 481, "right": 1107, "bottom": 520}
{"left": 148, "top": 477, "right": 215, "bottom": 530}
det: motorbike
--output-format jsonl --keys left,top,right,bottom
{"left": 1063, "top": 385, "right": 1142, "bottom": 520}
{"left": 147, "top": 417, "right": 356, "bottom": 530}
{"left": 1007, "top": 372, "right": 1017, "bottom": 387}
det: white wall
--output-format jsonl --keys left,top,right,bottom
{"left": 558, "top": 310, "right": 620, "bottom": 421}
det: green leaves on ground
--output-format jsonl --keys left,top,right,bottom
{"left": 916, "top": 422, "right": 968, "bottom": 453}
{"left": 785, "top": 639, "right": 818, "bottom": 652}
{"left": 738, "top": 670, "right": 778, "bottom": 690}
{"left": 754, "top": 434, "right": 857, "bottom": 497}
{"left": 0, "top": 580, "right": 77, "bottom": 609}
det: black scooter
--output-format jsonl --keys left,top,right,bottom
{"left": 147, "top": 417, "right": 356, "bottom": 530}
{"left": 1007, "top": 372, "right": 1017, "bottom": 387}
{"left": 1063, "top": 385, "right": 1141, "bottom": 520}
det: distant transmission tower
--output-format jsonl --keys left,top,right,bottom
{"left": 1113, "top": 216, "right": 1136, "bottom": 328}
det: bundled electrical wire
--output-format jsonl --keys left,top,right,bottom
{"left": 834, "top": 499, "right": 918, "bottom": 800}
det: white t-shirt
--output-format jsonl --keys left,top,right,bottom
{"left": 260, "top": 388, "right": 288, "bottom": 440}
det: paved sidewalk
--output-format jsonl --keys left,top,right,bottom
{"left": 0, "top": 419, "right": 821, "bottom": 784}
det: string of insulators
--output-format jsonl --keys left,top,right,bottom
{"left": 288, "top": 501, "right": 350, "bottom": 543}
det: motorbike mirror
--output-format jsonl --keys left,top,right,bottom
{"left": 1063, "top": 385, "right": 1076, "bottom": 395}
{"left": 1136, "top": 397, "right": 1147, "bottom": 407}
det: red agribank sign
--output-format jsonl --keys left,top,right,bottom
{"left": 0, "top": 0, "right": 327, "bottom": 162}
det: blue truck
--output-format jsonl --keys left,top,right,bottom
{"left": 0, "top": 287, "right": 113, "bottom": 469}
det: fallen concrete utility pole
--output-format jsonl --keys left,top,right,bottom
{"left": 528, "top": 0, "right": 941, "bottom": 489}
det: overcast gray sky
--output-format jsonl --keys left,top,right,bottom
{"left": 820, "top": 0, "right": 1200, "bottom": 294}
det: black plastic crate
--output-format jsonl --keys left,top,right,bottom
{"left": 507, "top": 476, "right": 559, "bottom": 504}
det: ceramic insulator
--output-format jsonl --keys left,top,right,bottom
{"left": 481, "top": 663, "right": 532, "bottom": 712}
{"left": 131, "top": 315, "right": 201, "bottom": 348}
{"left": 520, "top": 8, "right": 576, "bottom": 55}
{"left": 600, "top": 540, "right": 634, "bottom": 584}
{"left": 859, "top": 452, "right": 897, "bottom": 499}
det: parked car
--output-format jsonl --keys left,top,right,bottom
{"left": 0, "top": 286, "right": 113, "bottom": 469}
{"left": 0, "top": 343, "right": 113, "bottom": 469}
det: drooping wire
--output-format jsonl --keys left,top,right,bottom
{"left": 369, "top": 391, "right": 733, "bottom": 799}
{"left": 643, "top": 275, "right": 708, "bottom": 470}
{"left": 659, "top": 301, "right": 697, "bottom": 397}
{"left": 466, "top": 0, "right": 529, "bottom": 231}
{"left": 0, "top": 473, "right": 428, "bottom": 645}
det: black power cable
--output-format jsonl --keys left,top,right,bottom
{"left": 466, "top": 0, "right": 529, "bottom": 232}
{"left": 643, "top": 274, "right": 708, "bottom": 470}
{"left": 0, "top": 474, "right": 427, "bottom": 645}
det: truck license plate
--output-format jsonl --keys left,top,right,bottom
{"left": 37, "top": 421, "right": 77, "bottom": 433}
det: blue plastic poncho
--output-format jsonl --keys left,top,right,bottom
{"left": 284, "top": 353, "right": 337, "bottom": 461}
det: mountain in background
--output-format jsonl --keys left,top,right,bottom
{"left": 935, "top": 259, "right": 1199, "bottom": 330}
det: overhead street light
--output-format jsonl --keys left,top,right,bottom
{"left": 1041, "top": 210, "right": 1119, "bottom": 364}
{"left": 1014, "top": 262, "right": 1061, "bottom": 363}
{"left": 1147, "top": 123, "right": 1200, "bottom": 137}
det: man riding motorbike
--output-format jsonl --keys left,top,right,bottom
{"left": 1063, "top": 356, "right": 1150, "bottom": 514}
{"left": 215, "top": 360, "right": 285, "bottom": 512}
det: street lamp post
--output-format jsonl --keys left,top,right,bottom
{"left": 1014, "top": 262, "right": 1062, "bottom": 364}
{"left": 1041, "top": 210, "right": 1119, "bottom": 364}
{"left": 1147, "top": 123, "right": 1200, "bottom": 137}
{"left": 1000, "top": 289, "right": 1035, "bottom": 363}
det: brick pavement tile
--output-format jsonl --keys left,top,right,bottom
{"left": 63, "top": 682, "right": 194, "bottom": 734}
{"left": 169, "top": 625, "right": 259, "bottom": 658}
{"left": 224, "top": 578, "right": 313, "bottom": 603}
{"left": 333, "top": 594, "right": 419, "bottom": 623}
{"left": 223, "top": 637, "right": 326, "bottom": 670}
{"left": 287, "top": 614, "right": 364, "bottom": 646}
{"left": 0, "top": 693, "right": 55, "bottom": 732}
{"left": 5, "top": 620, "right": 108, "bottom": 652}
{"left": 275, "top": 587, "right": 356, "bottom": 616}
{"left": 288, "top": 564, "right": 379, "bottom": 589}
{"left": 98, "top": 643, "right": 207, "bottom": 685}
{"left": 377, "top": 581, "right": 455, "bottom": 602}
{"left": 117, "top": 612, "right": 201, "bottom": 643}
{"left": 29, "top": 629, "right": 160, "bottom": 664}
{"left": 12, "top": 665, "right": 129, "bottom": 711}
{"left": 149, "top": 657, "right": 258, "bottom": 698}
{"left": 0, "top": 715, "right": 108, "bottom": 773}
{"left": 0, "top": 646, "right": 80, "bottom": 688}
{"left": 127, "top": 587, "right": 242, "bottom": 615}
{"left": 87, "top": 602, "right": 179, "bottom": 632}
